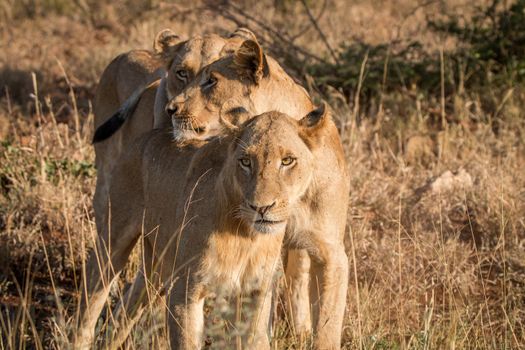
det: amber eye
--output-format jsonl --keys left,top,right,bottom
{"left": 281, "top": 157, "right": 295, "bottom": 166}
{"left": 175, "top": 69, "right": 188, "bottom": 80}
{"left": 239, "top": 157, "right": 251, "bottom": 168}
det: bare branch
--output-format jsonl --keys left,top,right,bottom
{"left": 290, "top": 0, "right": 328, "bottom": 41}
{"left": 299, "top": 0, "right": 339, "bottom": 65}
{"left": 206, "top": 1, "right": 329, "bottom": 66}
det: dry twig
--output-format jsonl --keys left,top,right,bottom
{"left": 299, "top": 0, "right": 339, "bottom": 64}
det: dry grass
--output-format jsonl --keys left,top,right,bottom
{"left": 1, "top": 1, "right": 524, "bottom": 349}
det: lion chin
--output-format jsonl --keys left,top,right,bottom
{"left": 251, "top": 219, "right": 286, "bottom": 234}
{"left": 172, "top": 128, "right": 208, "bottom": 143}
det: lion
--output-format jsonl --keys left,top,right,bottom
{"left": 76, "top": 106, "right": 337, "bottom": 349}
{"left": 92, "top": 28, "right": 256, "bottom": 232}
{"left": 162, "top": 39, "right": 349, "bottom": 349}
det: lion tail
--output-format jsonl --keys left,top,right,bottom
{"left": 92, "top": 79, "right": 160, "bottom": 143}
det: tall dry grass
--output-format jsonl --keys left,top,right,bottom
{"left": 1, "top": 0, "right": 524, "bottom": 349}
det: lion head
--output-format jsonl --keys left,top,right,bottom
{"left": 219, "top": 104, "right": 329, "bottom": 235}
{"left": 164, "top": 38, "right": 314, "bottom": 141}
{"left": 154, "top": 28, "right": 257, "bottom": 105}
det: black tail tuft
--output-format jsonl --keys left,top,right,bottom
{"left": 92, "top": 110, "right": 127, "bottom": 143}
{"left": 92, "top": 81, "right": 154, "bottom": 144}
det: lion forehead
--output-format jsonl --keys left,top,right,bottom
{"left": 172, "top": 35, "right": 229, "bottom": 71}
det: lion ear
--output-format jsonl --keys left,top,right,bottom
{"left": 233, "top": 40, "right": 269, "bottom": 83}
{"left": 227, "top": 106, "right": 252, "bottom": 127}
{"left": 219, "top": 99, "right": 253, "bottom": 131}
{"left": 229, "top": 27, "right": 257, "bottom": 41}
{"left": 299, "top": 102, "right": 331, "bottom": 140}
{"left": 222, "top": 28, "right": 257, "bottom": 55}
{"left": 153, "top": 29, "right": 182, "bottom": 56}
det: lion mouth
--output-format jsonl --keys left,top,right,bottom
{"left": 252, "top": 219, "right": 286, "bottom": 234}
{"left": 255, "top": 219, "right": 284, "bottom": 225}
{"left": 172, "top": 115, "right": 207, "bottom": 135}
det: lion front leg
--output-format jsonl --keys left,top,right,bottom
{"left": 284, "top": 248, "right": 312, "bottom": 338}
{"left": 75, "top": 206, "right": 142, "bottom": 349}
{"left": 309, "top": 242, "right": 348, "bottom": 350}
{"left": 248, "top": 291, "right": 273, "bottom": 350}
{"left": 112, "top": 238, "right": 162, "bottom": 325}
{"left": 167, "top": 278, "right": 205, "bottom": 350}
{"left": 242, "top": 272, "right": 279, "bottom": 350}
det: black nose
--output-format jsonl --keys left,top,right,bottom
{"left": 165, "top": 103, "right": 178, "bottom": 117}
{"left": 249, "top": 202, "right": 276, "bottom": 215}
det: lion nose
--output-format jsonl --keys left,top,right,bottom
{"left": 249, "top": 202, "right": 276, "bottom": 216}
{"left": 165, "top": 101, "right": 182, "bottom": 117}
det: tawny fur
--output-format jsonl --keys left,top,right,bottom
{"left": 90, "top": 34, "right": 349, "bottom": 350}
{"left": 163, "top": 39, "right": 349, "bottom": 349}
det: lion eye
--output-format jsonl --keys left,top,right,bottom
{"left": 175, "top": 69, "right": 188, "bottom": 80}
{"left": 281, "top": 157, "right": 295, "bottom": 166}
{"left": 239, "top": 157, "right": 251, "bottom": 168}
{"left": 201, "top": 75, "right": 217, "bottom": 90}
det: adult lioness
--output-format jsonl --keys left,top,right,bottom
{"left": 163, "top": 39, "right": 349, "bottom": 349}
{"left": 92, "top": 28, "right": 256, "bottom": 232}
{"left": 77, "top": 107, "right": 332, "bottom": 349}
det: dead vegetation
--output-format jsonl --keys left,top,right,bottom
{"left": 0, "top": 0, "right": 524, "bottom": 349}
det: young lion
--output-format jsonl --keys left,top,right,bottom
{"left": 77, "top": 106, "right": 331, "bottom": 349}
{"left": 162, "top": 39, "right": 350, "bottom": 349}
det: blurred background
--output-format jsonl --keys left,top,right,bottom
{"left": 0, "top": 0, "right": 524, "bottom": 348}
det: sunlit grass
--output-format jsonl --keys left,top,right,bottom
{"left": 1, "top": 1, "right": 524, "bottom": 348}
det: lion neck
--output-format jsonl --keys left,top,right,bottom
{"left": 250, "top": 58, "right": 314, "bottom": 120}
